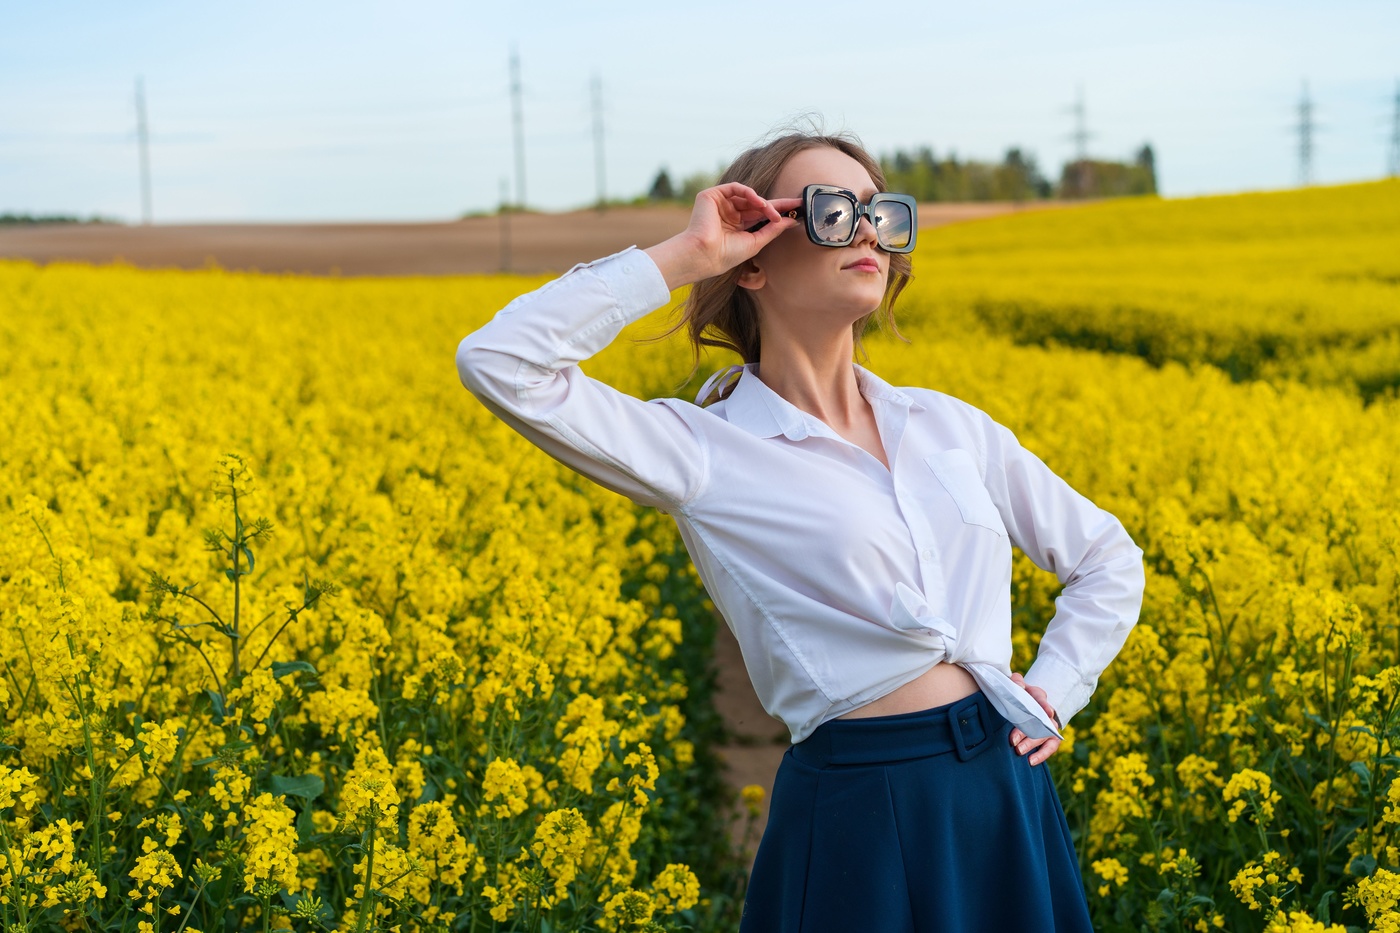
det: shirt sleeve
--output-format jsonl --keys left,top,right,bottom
{"left": 455, "top": 245, "right": 710, "bottom": 512}
{"left": 976, "top": 410, "right": 1147, "bottom": 728}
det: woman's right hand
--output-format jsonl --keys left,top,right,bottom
{"left": 644, "top": 183, "right": 802, "bottom": 291}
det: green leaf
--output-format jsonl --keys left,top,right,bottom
{"left": 241, "top": 544, "right": 255, "bottom": 573}
{"left": 205, "top": 689, "right": 225, "bottom": 723}
{"left": 1349, "top": 853, "right": 1377, "bottom": 877}
{"left": 1350, "top": 760, "right": 1372, "bottom": 789}
{"left": 271, "top": 660, "right": 318, "bottom": 680}
{"left": 1317, "top": 889, "right": 1335, "bottom": 924}
{"left": 270, "top": 773, "right": 325, "bottom": 801}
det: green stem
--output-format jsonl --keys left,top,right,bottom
{"left": 231, "top": 488, "right": 243, "bottom": 682}
{"left": 171, "top": 876, "right": 208, "bottom": 933}
{"left": 354, "top": 814, "right": 379, "bottom": 933}
{"left": 1361, "top": 688, "right": 1400, "bottom": 862}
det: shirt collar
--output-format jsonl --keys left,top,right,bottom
{"left": 719, "top": 361, "right": 925, "bottom": 441}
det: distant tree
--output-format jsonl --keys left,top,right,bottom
{"left": 996, "top": 148, "right": 1051, "bottom": 202}
{"left": 1134, "top": 143, "right": 1158, "bottom": 193}
{"left": 879, "top": 145, "right": 1050, "bottom": 202}
{"left": 648, "top": 168, "right": 675, "bottom": 201}
{"left": 678, "top": 168, "right": 719, "bottom": 201}
{"left": 1057, "top": 147, "right": 1158, "bottom": 199}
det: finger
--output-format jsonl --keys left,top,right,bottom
{"left": 737, "top": 189, "right": 801, "bottom": 223}
{"left": 716, "top": 183, "right": 779, "bottom": 219}
{"left": 753, "top": 215, "right": 798, "bottom": 242}
{"left": 1016, "top": 736, "right": 1049, "bottom": 755}
{"left": 1009, "top": 729, "right": 1022, "bottom": 745}
{"left": 1029, "top": 740, "right": 1061, "bottom": 766}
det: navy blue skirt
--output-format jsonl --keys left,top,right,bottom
{"left": 739, "top": 689, "right": 1094, "bottom": 933}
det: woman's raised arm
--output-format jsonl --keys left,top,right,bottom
{"left": 455, "top": 185, "right": 799, "bottom": 512}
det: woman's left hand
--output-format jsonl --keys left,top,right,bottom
{"left": 1008, "top": 672, "right": 1062, "bottom": 766}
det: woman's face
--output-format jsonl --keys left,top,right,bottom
{"left": 737, "top": 146, "right": 889, "bottom": 333}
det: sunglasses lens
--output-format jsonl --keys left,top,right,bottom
{"left": 873, "top": 201, "right": 913, "bottom": 249}
{"left": 811, "top": 192, "right": 856, "bottom": 244}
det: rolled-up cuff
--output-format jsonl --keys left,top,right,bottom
{"left": 1023, "top": 652, "right": 1096, "bottom": 728}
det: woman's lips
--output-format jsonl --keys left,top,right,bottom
{"left": 844, "top": 260, "right": 880, "bottom": 272}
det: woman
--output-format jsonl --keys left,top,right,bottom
{"left": 457, "top": 127, "right": 1146, "bottom": 932}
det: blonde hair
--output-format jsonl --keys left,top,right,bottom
{"left": 643, "top": 118, "right": 915, "bottom": 406}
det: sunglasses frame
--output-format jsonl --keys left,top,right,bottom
{"left": 746, "top": 183, "right": 919, "bottom": 253}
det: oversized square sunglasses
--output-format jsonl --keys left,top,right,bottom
{"left": 744, "top": 184, "right": 918, "bottom": 253}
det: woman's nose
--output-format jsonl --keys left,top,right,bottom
{"left": 853, "top": 213, "right": 878, "bottom": 245}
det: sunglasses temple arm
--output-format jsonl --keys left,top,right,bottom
{"left": 745, "top": 206, "right": 804, "bottom": 235}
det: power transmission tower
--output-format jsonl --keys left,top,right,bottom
{"left": 1061, "top": 84, "right": 1094, "bottom": 197}
{"left": 499, "top": 177, "right": 511, "bottom": 273}
{"left": 591, "top": 72, "right": 606, "bottom": 211}
{"left": 509, "top": 44, "right": 526, "bottom": 211}
{"left": 1294, "top": 79, "right": 1314, "bottom": 186}
{"left": 1069, "top": 84, "right": 1090, "bottom": 161}
{"left": 1388, "top": 79, "right": 1399, "bottom": 178}
{"left": 135, "top": 75, "right": 152, "bottom": 225}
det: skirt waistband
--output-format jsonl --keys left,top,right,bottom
{"left": 794, "top": 689, "right": 1008, "bottom": 768}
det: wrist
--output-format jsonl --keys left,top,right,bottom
{"left": 643, "top": 234, "right": 710, "bottom": 292}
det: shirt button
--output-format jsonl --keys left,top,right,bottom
{"left": 920, "top": 548, "right": 934, "bottom": 561}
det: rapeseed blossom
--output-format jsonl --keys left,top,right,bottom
{"left": 3, "top": 179, "right": 1399, "bottom": 930}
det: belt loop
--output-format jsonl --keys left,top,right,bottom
{"left": 949, "top": 695, "right": 992, "bottom": 763}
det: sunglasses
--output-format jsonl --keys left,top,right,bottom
{"left": 745, "top": 184, "right": 918, "bottom": 253}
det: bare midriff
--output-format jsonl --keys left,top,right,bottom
{"left": 836, "top": 661, "right": 980, "bottom": 719}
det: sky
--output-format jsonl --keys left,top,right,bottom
{"left": 3, "top": 0, "right": 1398, "bottom": 223}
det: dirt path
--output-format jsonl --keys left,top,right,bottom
{"left": 709, "top": 612, "right": 794, "bottom": 875}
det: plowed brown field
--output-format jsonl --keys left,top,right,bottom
{"left": 0, "top": 200, "right": 1074, "bottom": 277}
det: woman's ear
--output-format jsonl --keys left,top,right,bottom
{"left": 735, "top": 258, "right": 765, "bottom": 291}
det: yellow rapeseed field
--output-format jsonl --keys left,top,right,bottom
{"left": 905, "top": 177, "right": 1400, "bottom": 401}
{"left": 1, "top": 177, "right": 1397, "bottom": 932}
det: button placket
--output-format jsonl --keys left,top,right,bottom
{"left": 891, "top": 475, "right": 949, "bottom": 617}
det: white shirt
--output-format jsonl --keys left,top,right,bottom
{"left": 456, "top": 245, "right": 1146, "bottom": 745}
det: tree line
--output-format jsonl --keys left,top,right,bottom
{"left": 642, "top": 142, "right": 1158, "bottom": 204}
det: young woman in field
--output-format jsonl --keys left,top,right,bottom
{"left": 457, "top": 127, "right": 1146, "bottom": 932}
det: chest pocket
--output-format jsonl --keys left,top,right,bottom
{"left": 925, "top": 448, "right": 1008, "bottom": 537}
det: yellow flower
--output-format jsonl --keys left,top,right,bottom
{"left": 242, "top": 792, "right": 299, "bottom": 894}
{"left": 479, "top": 757, "right": 530, "bottom": 820}
{"left": 1222, "top": 769, "right": 1282, "bottom": 825}
{"left": 651, "top": 863, "right": 701, "bottom": 914}
{"left": 741, "top": 784, "right": 765, "bottom": 818}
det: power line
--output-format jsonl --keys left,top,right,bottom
{"left": 509, "top": 44, "right": 526, "bottom": 210}
{"left": 134, "top": 75, "right": 153, "bottom": 224}
{"left": 591, "top": 71, "right": 606, "bottom": 210}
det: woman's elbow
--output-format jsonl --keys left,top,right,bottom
{"left": 456, "top": 335, "right": 506, "bottom": 398}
